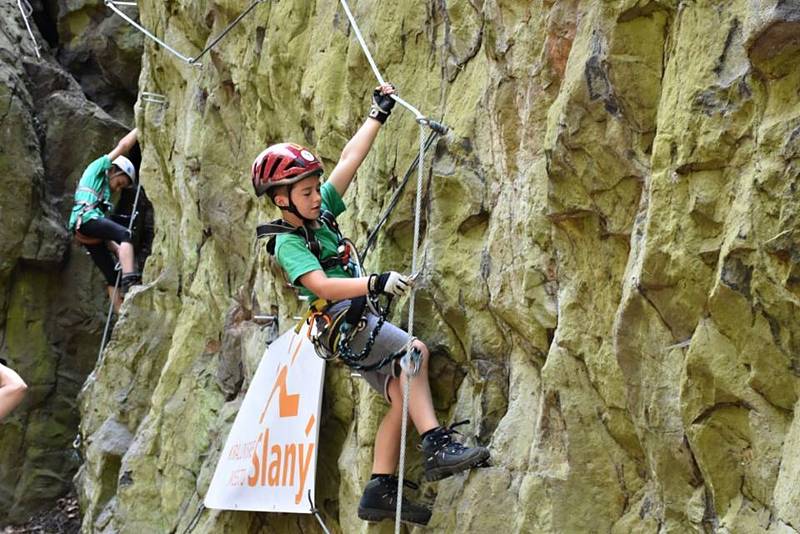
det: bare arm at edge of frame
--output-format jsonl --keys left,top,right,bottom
{"left": 0, "top": 363, "right": 27, "bottom": 420}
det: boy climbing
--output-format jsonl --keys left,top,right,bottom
{"left": 251, "top": 84, "right": 490, "bottom": 526}
{"left": 68, "top": 129, "right": 142, "bottom": 313}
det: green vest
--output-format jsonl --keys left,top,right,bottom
{"left": 68, "top": 155, "right": 113, "bottom": 231}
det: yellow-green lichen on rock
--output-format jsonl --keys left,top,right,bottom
{"left": 24, "top": 0, "right": 798, "bottom": 532}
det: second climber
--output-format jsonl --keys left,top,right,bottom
{"left": 68, "top": 128, "right": 142, "bottom": 313}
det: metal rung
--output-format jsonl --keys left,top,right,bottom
{"left": 253, "top": 315, "right": 276, "bottom": 325}
{"left": 350, "top": 373, "right": 362, "bottom": 378}
{"left": 297, "top": 296, "right": 309, "bottom": 302}
{"left": 141, "top": 92, "right": 167, "bottom": 107}
{"left": 293, "top": 316, "right": 303, "bottom": 321}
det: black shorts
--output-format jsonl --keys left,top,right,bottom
{"left": 79, "top": 217, "right": 131, "bottom": 286}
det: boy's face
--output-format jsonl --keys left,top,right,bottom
{"left": 276, "top": 175, "right": 322, "bottom": 219}
{"left": 108, "top": 166, "right": 132, "bottom": 192}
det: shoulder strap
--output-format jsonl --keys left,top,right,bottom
{"left": 256, "top": 219, "right": 323, "bottom": 259}
{"left": 255, "top": 219, "right": 297, "bottom": 239}
{"left": 319, "top": 210, "right": 342, "bottom": 238}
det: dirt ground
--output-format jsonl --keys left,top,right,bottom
{"left": 2, "top": 492, "right": 80, "bottom": 534}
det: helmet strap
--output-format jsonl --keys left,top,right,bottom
{"left": 278, "top": 184, "right": 316, "bottom": 224}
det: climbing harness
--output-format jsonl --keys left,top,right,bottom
{"left": 302, "top": 295, "right": 414, "bottom": 373}
{"left": 96, "top": 181, "right": 144, "bottom": 365}
{"left": 256, "top": 211, "right": 406, "bottom": 372}
{"left": 307, "top": 490, "right": 332, "bottom": 534}
{"left": 16, "top": 0, "right": 41, "bottom": 59}
{"left": 73, "top": 185, "right": 114, "bottom": 240}
{"left": 336, "top": 0, "right": 441, "bottom": 529}
{"left": 105, "top": 0, "right": 266, "bottom": 66}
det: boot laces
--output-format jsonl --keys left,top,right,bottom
{"left": 429, "top": 420, "right": 472, "bottom": 455}
{"left": 378, "top": 477, "right": 422, "bottom": 504}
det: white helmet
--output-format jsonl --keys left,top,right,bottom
{"left": 111, "top": 155, "right": 137, "bottom": 185}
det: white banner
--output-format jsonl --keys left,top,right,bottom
{"left": 204, "top": 327, "right": 325, "bottom": 513}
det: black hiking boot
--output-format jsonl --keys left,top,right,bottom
{"left": 420, "top": 420, "right": 490, "bottom": 481}
{"left": 120, "top": 272, "right": 142, "bottom": 294}
{"left": 357, "top": 475, "right": 431, "bottom": 526}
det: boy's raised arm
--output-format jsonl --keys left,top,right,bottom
{"left": 108, "top": 128, "right": 139, "bottom": 161}
{"left": 327, "top": 84, "right": 396, "bottom": 197}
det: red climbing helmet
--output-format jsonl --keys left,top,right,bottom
{"left": 251, "top": 143, "right": 323, "bottom": 197}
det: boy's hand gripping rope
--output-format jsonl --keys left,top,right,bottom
{"left": 337, "top": 0, "right": 449, "bottom": 134}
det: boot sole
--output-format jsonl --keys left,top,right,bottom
{"left": 358, "top": 507, "right": 430, "bottom": 526}
{"left": 425, "top": 448, "right": 491, "bottom": 481}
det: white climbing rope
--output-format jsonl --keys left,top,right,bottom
{"left": 335, "top": 1, "right": 435, "bottom": 530}
{"left": 337, "top": 0, "right": 431, "bottom": 125}
{"left": 393, "top": 123, "right": 426, "bottom": 533}
{"left": 105, "top": 0, "right": 266, "bottom": 66}
{"left": 16, "top": 0, "right": 41, "bottom": 59}
{"left": 97, "top": 182, "right": 143, "bottom": 365}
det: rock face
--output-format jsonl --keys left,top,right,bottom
{"left": 0, "top": 0, "right": 134, "bottom": 524}
{"left": 8, "top": 0, "right": 800, "bottom": 532}
{"left": 48, "top": 0, "right": 143, "bottom": 125}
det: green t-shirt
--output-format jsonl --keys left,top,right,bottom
{"left": 274, "top": 182, "right": 350, "bottom": 300}
{"left": 68, "top": 155, "right": 113, "bottom": 231}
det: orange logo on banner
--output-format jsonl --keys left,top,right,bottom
{"left": 245, "top": 333, "right": 317, "bottom": 504}
{"left": 261, "top": 365, "right": 300, "bottom": 421}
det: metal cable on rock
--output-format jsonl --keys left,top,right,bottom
{"left": 105, "top": 0, "right": 266, "bottom": 66}
{"left": 307, "top": 490, "right": 332, "bottom": 534}
{"left": 17, "top": 0, "right": 41, "bottom": 59}
{"left": 105, "top": 0, "right": 194, "bottom": 63}
{"left": 338, "top": 0, "right": 441, "bottom": 127}
{"left": 361, "top": 129, "right": 439, "bottom": 263}
{"left": 394, "top": 122, "right": 427, "bottom": 534}
{"left": 190, "top": 0, "right": 265, "bottom": 64}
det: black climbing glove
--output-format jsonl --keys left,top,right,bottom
{"left": 368, "top": 271, "right": 411, "bottom": 298}
{"left": 368, "top": 85, "right": 396, "bottom": 124}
